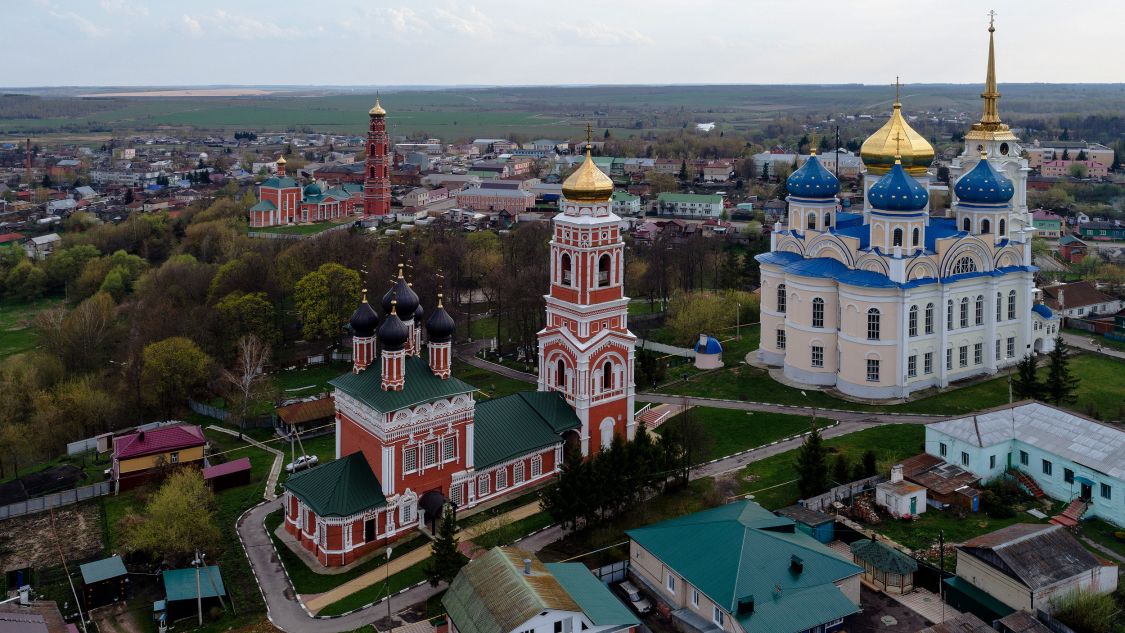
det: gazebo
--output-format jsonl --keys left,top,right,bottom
{"left": 849, "top": 538, "right": 918, "bottom": 594}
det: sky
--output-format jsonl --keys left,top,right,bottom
{"left": 6, "top": 0, "right": 1123, "bottom": 87}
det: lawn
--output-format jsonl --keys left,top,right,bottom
{"left": 251, "top": 220, "right": 349, "bottom": 236}
{"left": 0, "top": 296, "right": 61, "bottom": 360}
{"left": 277, "top": 432, "right": 337, "bottom": 485}
{"left": 272, "top": 362, "right": 351, "bottom": 395}
{"left": 1080, "top": 518, "right": 1125, "bottom": 562}
{"left": 872, "top": 506, "right": 1047, "bottom": 554}
{"left": 0, "top": 449, "right": 108, "bottom": 487}
{"left": 628, "top": 301, "right": 665, "bottom": 316}
{"left": 736, "top": 424, "right": 926, "bottom": 510}
{"left": 452, "top": 359, "right": 534, "bottom": 401}
{"left": 654, "top": 407, "right": 831, "bottom": 464}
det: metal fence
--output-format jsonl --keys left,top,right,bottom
{"left": 799, "top": 475, "right": 883, "bottom": 512}
{"left": 593, "top": 561, "right": 629, "bottom": 585}
{"left": 66, "top": 437, "right": 99, "bottom": 456}
{"left": 188, "top": 398, "right": 229, "bottom": 422}
{"left": 0, "top": 481, "right": 111, "bottom": 520}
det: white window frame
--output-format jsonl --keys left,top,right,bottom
{"left": 450, "top": 483, "right": 463, "bottom": 507}
{"left": 924, "top": 352, "right": 933, "bottom": 375}
{"left": 169, "top": 452, "right": 179, "bottom": 464}
{"left": 403, "top": 445, "right": 418, "bottom": 473}
{"left": 811, "top": 345, "right": 823, "bottom": 368}
{"left": 477, "top": 475, "right": 489, "bottom": 497}
{"left": 531, "top": 455, "right": 543, "bottom": 477}
{"left": 423, "top": 442, "right": 438, "bottom": 468}
{"left": 443, "top": 435, "right": 456, "bottom": 462}
{"left": 1007, "top": 337, "right": 1015, "bottom": 358}
{"left": 691, "top": 588, "right": 700, "bottom": 608}
{"left": 497, "top": 467, "right": 508, "bottom": 490}
{"left": 908, "top": 305, "right": 918, "bottom": 337}
{"left": 907, "top": 355, "right": 917, "bottom": 378}
{"left": 866, "top": 358, "right": 879, "bottom": 383}
{"left": 925, "top": 303, "right": 934, "bottom": 334}
{"left": 712, "top": 606, "right": 724, "bottom": 627}
{"left": 812, "top": 298, "right": 824, "bottom": 328}
{"left": 666, "top": 573, "right": 676, "bottom": 594}
{"left": 974, "top": 343, "right": 983, "bottom": 365}
{"left": 513, "top": 461, "right": 526, "bottom": 485}
{"left": 776, "top": 329, "right": 786, "bottom": 350}
{"left": 867, "top": 309, "right": 880, "bottom": 340}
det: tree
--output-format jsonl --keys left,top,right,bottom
{"left": 795, "top": 425, "right": 829, "bottom": 499}
{"left": 5, "top": 260, "right": 47, "bottom": 300}
{"left": 1012, "top": 353, "right": 1045, "bottom": 401}
{"left": 1044, "top": 336, "right": 1080, "bottom": 405}
{"left": 861, "top": 449, "right": 878, "bottom": 477}
{"left": 832, "top": 453, "right": 850, "bottom": 485}
{"left": 423, "top": 506, "right": 466, "bottom": 587}
{"left": 646, "top": 172, "right": 679, "bottom": 195}
{"left": 663, "top": 405, "right": 712, "bottom": 484}
{"left": 220, "top": 335, "right": 273, "bottom": 439}
{"left": 214, "top": 291, "right": 279, "bottom": 355}
{"left": 122, "top": 469, "right": 220, "bottom": 565}
{"left": 294, "top": 263, "right": 361, "bottom": 340}
{"left": 1061, "top": 148, "right": 1070, "bottom": 160}
{"left": 1067, "top": 163, "right": 1089, "bottom": 179}
{"left": 678, "top": 160, "right": 688, "bottom": 181}
{"left": 142, "top": 337, "right": 211, "bottom": 418}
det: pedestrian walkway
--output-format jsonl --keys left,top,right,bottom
{"left": 1081, "top": 536, "right": 1125, "bottom": 564}
{"left": 302, "top": 501, "right": 542, "bottom": 614}
{"left": 207, "top": 425, "right": 284, "bottom": 501}
{"left": 890, "top": 587, "right": 961, "bottom": 624}
{"left": 1061, "top": 332, "right": 1125, "bottom": 361}
{"left": 635, "top": 339, "right": 694, "bottom": 357}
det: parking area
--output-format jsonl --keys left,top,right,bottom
{"left": 848, "top": 587, "right": 931, "bottom": 633}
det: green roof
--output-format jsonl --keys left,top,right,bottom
{"left": 330, "top": 356, "right": 476, "bottom": 414}
{"left": 545, "top": 562, "right": 639, "bottom": 628}
{"left": 249, "top": 200, "right": 276, "bottom": 212}
{"left": 943, "top": 576, "right": 1015, "bottom": 620}
{"left": 163, "top": 566, "right": 226, "bottom": 602}
{"left": 261, "top": 176, "right": 298, "bottom": 189}
{"left": 611, "top": 190, "right": 639, "bottom": 202}
{"left": 1058, "top": 234, "right": 1085, "bottom": 246}
{"left": 626, "top": 500, "right": 861, "bottom": 633}
{"left": 849, "top": 539, "right": 918, "bottom": 575}
{"left": 657, "top": 192, "right": 722, "bottom": 204}
{"left": 473, "top": 392, "right": 578, "bottom": 469}
{"left": 80, "top": 556, "right": 127, "bottom": 584}
{"left": 283, "top": 452, "right": 386, "bottom": 517}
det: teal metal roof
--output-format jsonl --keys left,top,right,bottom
{"left": 80, "top": 556, "right": 127, "bottom": 584}
{"left": 261, "top": 176, "right": 298, "bottom": 189}
{"left": 330, "top": 356, "right": 476, "bottom": 414}
{"left": 249, "top": 200, "right": 276, "bottom": 212}
{"left": 283, "top": 452, "right": 386, "bottom": 517}
{"left": 657, "top": 192, "right": 722, "bottom": 204}
{"left": 163, "top": 566, "right": 226, "bottom": 602}
{"left": 545, "top": 562, "right": 639, "bottom": 628}
{"left": 473, "top": 392, "right": 577, "bottom": 469}
{"left": 849, "top": 539, "right": 918, "bottom": 575}
{"left": 627, "top": 500, "right": 861, "bottom": 633}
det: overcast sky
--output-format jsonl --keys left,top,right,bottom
{"left": 8, "top": 0, "right": 1121, "bottom": 87}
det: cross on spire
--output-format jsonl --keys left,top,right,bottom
{"left": 988, "top": 9, "right": 996, "bottom": 31}
{"left": 585, "top": 123, "right": 593, "bottom": 150}
{"left": 894, "top": 76, "right": 901, "bottom": 104}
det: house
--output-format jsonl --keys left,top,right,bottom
{"left": 925, "top": 402, "right": 1125, "bottom": 528}
{"left": 655, "top": 193, "right": 723, "bottom": 218}
{"left": 848, "top": 538, "right": 917, "bottom": 594}
{"left": 918, "top": 612, "right": 995, "bottom": 633}
{"left": 952, "top": 524, "right": 1117, "bottom": 615}
{"left": 1041, "top": 281, "right": 1124, "bottom": 319}
{"left": 1056, "top": 235, "right": 1087, "bottom": 264}
{"left": 111, "top": 424, "right": 207, "bottom": 492}
{"left": 23, "top": 233, "right": 61, "bottom": 259}
{"left": 454, "top": 186, "right": 535, "bottom": 215}
{"left": 442, "top": 547, "right": 638, "bottom": 633}
{"left": 774, "top": 504, "right": 835, "bottom": 543}
{"left": 610, "top": 190, "right": 640, "bottom": 216}
{"left": 1078, "top": 220, "right": 1125, "bottom": 241}
{"left": 159, "top": 566, "right": 227, "bottom": 621}
{"left": 275, "top": 397, "right": 335, "bottom": 436}
{"left": 874, "top": 464, "right": 926, "bottom": 518}
{"left": 79, "top": 555, "right": 129, "bottom": 609}
{"left": 1025, "top": 141, "right": 1115, "bottom": 170}
{"left": 898, "top": 453, "right": 980, "bottom": 512}
{"left": 1030, "top": 210, "right": 1062, "bottom": 238}
{"left": 1040, "top": 159, "right": 1108, "bottom": 178}
{"left": 626, "top": 500, "right": 861, "bottom": 633}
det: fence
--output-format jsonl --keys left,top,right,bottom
{"left": 66, "top": 438, "right": 99, "bottom": 456}
{"left": 247, "top": 223, "right": 352, "bottom": 241}
{"left": 1030, "top": 610, "right": 1078, "bottom": 633}
{"left": 798, "top": 476, "right": 883, "bottom": 513}
{"left": 593, "top": 561, "right": 628, "bottom": 585}
{"left": 0, "top": 481, "right": 111, "bottom": 520}
{"left": 330, "top": 350, "right": 353, "bottom": 362}
{"left": 186, "top": 399, "right": 273, "bottom": 429}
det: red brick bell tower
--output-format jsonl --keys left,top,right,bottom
{"left": 363, "top": 98, "right": 391, "bottom": 217}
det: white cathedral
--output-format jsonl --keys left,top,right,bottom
{"left": 756, "top": 20, "right": 1060, "bottom": 399}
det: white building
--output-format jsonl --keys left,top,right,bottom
{"left": 611, "top": 190, "right": 641, "bottom": 216}
{"left": 654, "top": 193, "right": 723, "bottom": 218}
{"left": 875, "top": 464, "right": 927, "bottom": 518}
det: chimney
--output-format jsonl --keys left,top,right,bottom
{"left": 523, "top": 559, "right": 532, "bottom": 575}
{"left": 736, "top": 595, "right": 754, "bottom": 615}
{"left": 789, "top": 555, "right": 803, "bottom": 574}
{"left": 891, "top": 464, "right": 903, "bottom": 484}
{"left": 137, "top": 430, "right": 145, "bottom": 442}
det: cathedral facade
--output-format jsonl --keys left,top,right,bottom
{"left": 756, "top": 21, "right": 1060, "bottom": 400}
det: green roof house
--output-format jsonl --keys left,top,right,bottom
{"left": 443, "top": 547, "right": 638, "bottom": 633}
{"left": 626, "top": 500, "right": 861, "bottom": 633}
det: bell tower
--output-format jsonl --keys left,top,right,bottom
{"left": 538, "top": 127, "right": 636, "bottom": 457}
{"left": 363, "top": 98, "right": 391, "bottom": 217}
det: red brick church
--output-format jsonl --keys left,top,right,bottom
{"left": 282, "top": 143, "right": 636, "bottom": 566}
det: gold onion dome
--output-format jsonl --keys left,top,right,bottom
{"left": 369, "top": 98, "right": 386, "bottom": 116}
{"left": 562, "top": 148, "right": 614, "bottom": 202}
{"left": 276, "top": 156, "right": 287, "bottom": 164}
{"left": 860, "top": 91, "right": 934, "bottom": 176}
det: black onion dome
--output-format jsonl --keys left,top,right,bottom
{"left": 349, "top": 295, "right": 379, "bottom": 338}
{"left": 381, "top": 266, "right": 419, "bottom": 321}
{"left": 377, "top": 302, "right": 409, "bottom": 351}
{"left": 426, "top": 296, "right": 456, "bottom": 343}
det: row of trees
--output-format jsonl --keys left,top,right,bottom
{"left": 1012, "top": 335, "right": 1082, "bottom": 405}
{"left": 794, "top": 427, "right": 880, "bottom": 499}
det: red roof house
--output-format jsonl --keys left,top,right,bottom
{"left": 111, "top": 424, "right": 207, "bottom": 491}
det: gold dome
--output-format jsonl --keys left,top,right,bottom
{"left": 562, "top": 148, "right": 614, "bottom": 202}
{"left": 276, "top": 156, "right": 287, "bottom": 164}
{"left": 369, "top": 98, "right": 386, "bottom": 116}
{"left": 860, "top": 98, "right": 934, "bottom": 176}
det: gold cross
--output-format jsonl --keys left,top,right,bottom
{"left": 895, "top": 76, "right": 901, "bottom": 103}
{"left": 988, "top": 9, "right": 996, "bottom": 29}
{"left": 585, "top": 123, "right": 593, "bottom": 148}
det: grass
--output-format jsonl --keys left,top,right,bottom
{"left": 654, "top": 408, "right": 831, "bottom": 464}
{"left": 272, "top": 362, "right": 351, "bottom": 395}
{"left": 872, "top": 506, "right": 1046, "bottom": 553}
{"left": 1080, "top": 518, "right": 1125, "bottom": 561}
{"left": 277, "top": 433, "right": 337, "bottom": 485}
{"left": 0, "top": 449, "right": 108, "bottom": 487}
{"left": 316, "top": 561, "right": 430, "bottom": 617}
{"left": 455, "top": 488, "right": 545, "bottom": 531}
{"left": 0, "top": 296, "right": 61, "bottom": 360}
{"left": 470, "top": 512, "right": 554, "bottom": 549}
{"left": 452, "top": 359, "right": 534, "bottom": 401}
{"left": 736, "top": 424, "right": 925, "bottom": 510}
{"left": 251, "top": 219, "right": 349, "bottom": 236}
{"left": 628, "top": 301, "right": 665, "bottom": 316}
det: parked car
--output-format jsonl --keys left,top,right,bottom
{"left": 618, "top": 581, "right": 652, "bottom": 615}
{"left": 285, "top": 455, "right": 319, "bottom": 473}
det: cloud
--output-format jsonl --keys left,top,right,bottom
{"left": 180, "top": 14, "right": 201, "bottom": 35}
{"left": 556, "top": 21, "right": 653, "bottom": 47}
{"left": 36, "top": 0, "right": 107, "bottom": 37}
{"left": 100, "top": 0, "right": 149, "bottom": 16}
{"left": 433, "top": 3, "right": 494, "bottom": 40}
{"left": 374, "top": 7, "right": 428, "bottom": 34}
{"left": 179, "top": 9, "right": 300, "bottom": 40}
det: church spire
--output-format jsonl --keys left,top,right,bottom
{"left": 979, "top": 10, "right": 1001, "bottom": 127}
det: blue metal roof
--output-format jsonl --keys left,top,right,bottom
{"left": 925, "top": 219, "right": 963, "bottom": 252}
{"left": 755, "top": 251, "right": 803, "bottom": 267}
{"left": 868, "top": 162, "right": 928, "bottom": 212}
{"left": 954, "top": 156, "right": 1014, "bottom": 204}
{"left": 694, "top": 336, "right": 723, "bottom": 355}
{"left": 836, "top": 212, "right": 863, "bottom": 228}
{"left": 1032, "top": 304, "right": 1054, "bottom": 319}
{"left": 834, "top": 223, "right": 871, "bottom": 249}
{"left": 786, "top": 154, "right": 839, "bottom": 199}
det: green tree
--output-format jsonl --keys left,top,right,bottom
{"left": 678, "top": 160, "right": 688, "bottom": 181}
{"left": 45, "top": 244, "right": 100, "bottom": 292}
{"left": 861, "top": 449, "right": 878, "bottom": 477}
{"left": 832, "top": 453, "right": 850, "bottom": 484}
{"left": 1044, "top": 336, "right": 1080, "bottom": 405}
{"left": 294, "top": 263, "right": 361, "bottom": 339}
{"left": 795, "top": 425, "right": 829, "bottom": 499}
{"left": 142, "top": 337, "right": 211, "bottom": 418}
{"left": 1012, "top": 353, "right": 1044, "bottom": 401}
{"left": 214, "top": 291, "right": 279, "bottom": 354}
{"left": 423, "top": 506, "right": 466, "bottom": 587}
{"left": 121, "top": 469, "right": 220, "bottom": 565}
{"left": 5, "top": 260, "right": 47, "bottom": 300}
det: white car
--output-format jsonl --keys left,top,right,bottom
{"left": 618, "top": 581, "right": 652, "bottom": 615}
{"left": 285, "top": 455, "right": 319, "bottom": 473}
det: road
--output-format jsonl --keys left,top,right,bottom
{"left": 1060, "top": 332, "right": 1125, "bottom": 361}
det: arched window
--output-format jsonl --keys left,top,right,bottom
{"left": 824, "top": 212, "right": 831, "bottom": 227}
{"left": 812, "top": 297, "right": 824, "bottom": 328}
{"left": 370, "top": 166, "right": 376, "bottom": 178}
{"left": 975, "top": 295, "right": 984, "bottom": 325}
{"left": 999, "top": 219, "right": 1006, "bottom": 236}
{"left": 893, "top": 228, "right": 903, "bottom": 247}
{"left": 867, "top": 308, "right": 881, "bottom": 340}
{"left": 597, "top": 253, "right": 611, "bottom": 287}
{"left": 908, "top": 305, "right": 918, "bottom": 337}
{"left": 962, "top": 217, "right": 971, "bottom": 232}
{"left": 560, "top": 253, "right": 572, "bottom": 285}
{"left": 925, "top": 303, "right": 934, "bottom": 334}
{"left": 951, "top": 257, "right": 977, "bottom": 275}
{"left": 996, "top": 292, "right": 1003, "bottom": 321}
{"left": 599, "top": 418, "right": 615, "bottom": 451}
{"left": 912, "top": 227, "right": 920, "bottom": 247}
{"left": 807, "top": 212, "right": 817, "bottom": 230}
{"left": 981, "top": 219, "right": 991, "bottom": 234}
{"left": 946, "top": 299, "right": 954, "bottom": 330}
{"left": 777, "top": 284, "right": 786, "bottom": 313}
{"left": 602, "top": 361, "right": 613, "bottom": 390}
{"left": 556, "top": 359, "right": 566, "bottom": 387}
{"left": 1008, "top": 290, "right": 1017, "bottom": 319}
{"left": 960, "top": 297, "right": 969, "bottom": 328}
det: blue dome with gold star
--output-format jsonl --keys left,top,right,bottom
{"left": 868, "top": 160, "right": 928, "bottom": 212}
{"left": 954, "top": 155, "right": 1014, "bottom": 205}
{"left": 786, "top": 153, "right": 839, "bottom": 199}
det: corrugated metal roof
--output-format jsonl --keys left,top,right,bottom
{"left": 80, "top": 555, "right": 127, "bottom": 584}
{"left": 163, "top": 566, "right": 225, "bottom": 602}
{"left": 473, "top": 392, "right": 577, "bottom": 469}
{"left": 917, "top": 611, "right": 994, "bottom": 633}
{"left": 849, "top": 539, "right": 918, "bottom": 575}
{"left": 114, "top": 424, "right": 206, "bottom": 460}
{"left": 958, "top": 524, "right": 1104, "bottom": 590}
{"left": 275, "top": 397, "right": 334, "bottom": 425}
{"left": 927, "top": 403, "right": 1125, "bottom": 479}
{"left": 330, "top": 356, "right": 476, "bottom": 414}
{"left": 545, "top": 563, "right": 639, "bottom": 628}
{"left": 283, "top": 452, "right": 386, "bottom": 517}
{"left": 202, "top": 457, "right": 251, "bottom": 480}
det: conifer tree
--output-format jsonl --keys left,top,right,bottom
{"left": 832, "top": 453, "right": 850, "bottom": 484}
{"left": 424, "top": 505, "right": 466, "bottom": 587}
{"left": 1044, "top": 335, "right": 1080, "bottom": 405}
{"left": 1012, "top": 353, "right": 1045, "bottom": 401}
{"left": 795, "top": 425, "right": 829, "bottom": 499}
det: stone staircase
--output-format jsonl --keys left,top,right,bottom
{"left": 1050, "top": 498, "right": 1090, "bottom": 527}
{"left": 638, "top": 403, "right": 691, "bottom": 430}
{"left": 1012, "top": 470, "right": 1046, "bottom": 499}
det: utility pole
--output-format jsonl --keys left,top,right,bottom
{"left": 194, "top": 550, "right": 203, "bottom": 627}
{"left": 736, "top": 302, "right": 741, "bottom": 341}
{"left": 49, "top": 508, "right": 87, "bottom": 633}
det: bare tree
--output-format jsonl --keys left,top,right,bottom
{"left": 221, "top": 335, "right": 273, "bottom": 439}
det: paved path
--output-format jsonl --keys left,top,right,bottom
{"left": 1081, "top": 536, "right": 1125, "bottom": 565}
{"left": 637, "top": 394, "right": 940, "bottom": 424}
{"left": 635, "top": 339, "right": 694, "bottom": 357}
{"left": 208, "top": 425, "right": 284, "bottom": 501}
{"left": 1061, "top": 332, "right": 1125, "bottom": 361}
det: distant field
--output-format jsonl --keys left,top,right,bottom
{"left": 0, "top": 296, "right": 60, "bottom": 360}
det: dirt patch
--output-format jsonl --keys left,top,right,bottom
{"left": 91, "top": 602, "right": 144, "bottom": 633}
{"left": 0, "top": 465, "right": 86, "bottom": 504}
{"left": 0, "top": 504, "right": 104, "bottom": 570}
{"left": 712, "top": 472, "right": 742, "bottom": 499}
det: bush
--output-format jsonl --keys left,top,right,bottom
{"left": 1113, "top": 531, "right": 1125, "bottom": 542}
{"left": 1050, "top": 590, "right": 1124, "bottom": 633}
{"left": 981, "top": 490, "right": 1015, "bottom": 519}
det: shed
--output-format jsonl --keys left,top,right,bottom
{"left": 275, "top": 397, "right": 334, "bottom": 436}
{"left": 875, "top": 465, "right": 926, "bottom": 518}
{"left": 899, "top": 453, "right": 980, "bottom": 512}
{"left": 849, "top": 538, "right": 917, "bottom": 594}
{"left": 162, "top": 566, "right": 226, "bottom": 621}
{"left": 693, "top": 334, "right": 724, "bottom": 370}
{"left": 774, "top": 504, "right": 835, "bottom": 543}
{"left": 79, "top": 555, "right": 129, "bottom": 609}
{"left": 202, "top": 457, "right": 251, "bottom": 492}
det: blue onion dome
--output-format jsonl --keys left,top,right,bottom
{"left": 381, "top": 264, "right": 419, "bottom": 321}
{"left": 867, "top": 159, "right": 929, "bottom": 212}
{"left": 954, "top": 153, "right": 1014, "bottom": 204}
{"left": 349, "top": 291, "right": 379, "bottom": 338}
{"left": 377, "top": 300, "right": 409, "bottom": 351}
{"left": 426, "top": 294, "right": 456, "bottom": 343}
{"left": 786, "top": 152, "right": 839, "bottom": 198}
{"left": 303, "top": 182, "right": 322, "bottom": 197}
